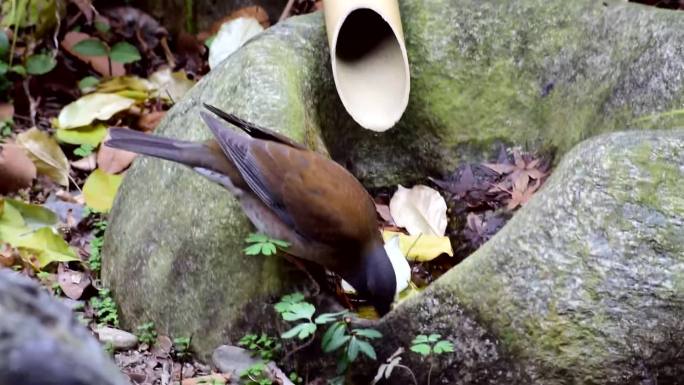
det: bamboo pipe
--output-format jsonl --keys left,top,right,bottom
{"left": 323, "top": 0, "right": 410, "bottom": 131}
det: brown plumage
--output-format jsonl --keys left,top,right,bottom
{"left": 105, "top": 104, "right": 396, "bottom": 315}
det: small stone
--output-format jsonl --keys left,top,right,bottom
{"left": 212, "top": 345, "right": 261, "bottom": 375}
{"left": 95, "top": 326, "right": 138, "bottom": 350}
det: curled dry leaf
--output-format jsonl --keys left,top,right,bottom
{"left": 97, "top": 132, "right": 137, "bottom": 173}
{"left": 57, "top": 263, "right": 91, "bottom": 300}
{"left": 389, "top": 185, "right": 448, "bottom": 236}
{"left": 0, "top": 143, "right": 37, "bottom": 194}
{"left": 61, "top": 31, "right": 125, "bottom": 77}
{"left": 16, "top": 128, "right": 70, "bottom": 186}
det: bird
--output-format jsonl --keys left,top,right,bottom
{"left": 105, "top": 104, "right": 397, "bottom": 315}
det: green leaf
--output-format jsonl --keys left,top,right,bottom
{"left": 244, "top": 243, "right": 263, "bottom": 255}
{"left": 246, "top": 233, "right": 269, "bottom": 243}
{"left": 109, "top": 42, "right": 141, "bottom": 64}
{"left": 281, "top": 302, "right": 315, "bottom": 321}
{"left": 0, "top": 31, "right": 8, "bottom": 57}
{"left": 270, "top": 239, "right": 290, "bottom": 248}
{"left": 410, "top": 343, "right": 431, "bottom": 356}
{"left": 279, "top": 292, "right": 304, "bottom": 304}
{"left": 356, "top": 339, "right": 377, "bottom": 360}
{"left": 321, "top": 321, "right": 345, "bottom": 350}
{"left": 55, "top": 124, "right": 107, "bottom": 147}
{"left": 353, "top": 328, "right": 382, "bottom": 339}
{"left": 324, "top": 329, "right": 350, "bottom": 353}
{"left": 26, "top": 54, "right": 56, "bottom": 75}
{"left": 4, "top": 199, "right": 57, "bottom": 229}
{"left": 346, "top": 337, "right": 359, "bottom": 362}
{"left": 412, "top": 335, "right": 429, "bottom": 344}
{"left": 261, "top": 242, "right": 276, "bottom": 255}
{"left": 11, "top": 65, "right": 26, "bottom": 76}
{"left": 94, "top": 20, "right": 110, "bottom": 33}
{"left": 281, "top": 322, "right": 316, "bottom": 340}
{"left": 428, "top": 333, "right": 441, "bottom": 342}
{"left": 314, "top": 310, "right": 348, "bottom": 324}
{"left": 78, "top": 76, "right": 100, "bottom": 92}
{"left": 11, "top": 227, "right": 79, "bottom": 268}
{"left": 83, "top": 169, "right": 123, "bottom": 213}
{"left": 74, "top": 143, "right": 94, "bottom": 157}
{"left": 433, "top": 340, "right": 455, "bottom": 354}
{"left": 0, "top": 61, "right": 7, "bottom": 75}
{"left": 73, "top": 38, "right": 108, "bottom": 56}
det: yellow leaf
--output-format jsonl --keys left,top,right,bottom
{"left": 13, "top": 227, "right": 78, "bottom": 269}
{"left": 382, "top": 230, "right": 453, "bottom": 262}
{"left": 83, "top": 168, "right": 123, "bottom": 212}
{"left": 16, "top": 127, "right": 70, "bottom": 186}
{"left": 97, "top": 76, "right": 154, "bottom": 94}
{"left": 57, "top": 93, "right": 135, "bottom": 129}
{"left": 55, "top": 123, "right": 107, "bottom": 147}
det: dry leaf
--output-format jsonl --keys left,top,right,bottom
{"left": 389, "top": 185, "right": 447, "bottom": 236}
{"left": 62, "top": 31, "right": 125, "bottom": 77}
{"left": 0, "top": 103, "right": 14, "bottom": 120}
{"left": 208, "top": 18, "right": 264, "bottom": 69}
{"left": 16, "top": 128, "right": 70, "bottom": 186}
{"left": 137, "top": 110, "right": 165, "bottom": 132}
{"left": 382, "top": 230, "right": 454, "bottom": 262}
{"left": 98, "top": 132, "right": 137, "bottom": 173}
{"left": 0, "top": 243, "right": 18, "bottom": 267}
{"left": 374, "top": 203, "right": 394, "bottom": 225}
{"left": 0, "top": 143, "right": 37, "bottom": 193}
{"left": 57, "top": 263, "right": 90, "bottom": 300}
{"left": 71, "top": 153, "right": 97, "bottom": 171}
{"left": 181, "top": 373, "right": 230, "bottom": 385}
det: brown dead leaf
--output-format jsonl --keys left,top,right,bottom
{"left": 0, "top": 103, "right": 14, "bottom": 120}
{"left": 57, "top": 263, "right": 90, "bottom": 300}
{"left": 507, "top": 178, "right": 541, "bottom": 210}
{"left": 62, "top": 32, "right": 125, "bottom": 77}
{"left": 71, "top": 153, "right": 97, "bottom": 171}
{"left": 0, "top": 143, "right": 37, "bottom": 193}
{"left": 137, "top": 110, "right": 166, "bottom": 132}
{"left": 374, "top": 203, "right": 394, "bottom": 225}
{"left": 97, "top": 132, "right": 137, "bottom": 173}
{"left": 181, "top": 373, "right": 230, "bottom": 385}
{"left": 0, "top": 244, "right": 19, "bottom": 268}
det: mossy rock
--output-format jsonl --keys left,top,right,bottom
{"left": 104, "top": 0, "right": 684, "bottom": 370}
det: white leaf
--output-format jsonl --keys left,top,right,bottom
{"left": 389, "top": 185, "right": 447, "bottom": 236}
{"left": 57, "top": 93, "right": 136, "bottom": 129}
{"left": 208, "top": 17, "right": 264, "bottom": 69}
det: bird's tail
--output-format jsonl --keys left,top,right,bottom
{"left": 105, "top": 128, "right": 215, "bottom": 170}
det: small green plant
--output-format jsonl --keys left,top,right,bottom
{"left": 240, "top": 363, "right": 273, "bottom": 385}
{"left": 72, "top": 39, "right": 141, "bottom": 64}
{"left": 135, "top": 322, "right": 157, "bottom": 346}
{"left": 0, "top": 118, "right": 12, "bottom": 138}
{"left": 410, "top": 334, "right": 455, "bottom": 385}
{"left": 275, "top": 293, "right": 381, "bottom": 374}
{"left": 173, "top": 336, "right": 192, "bottom": 360}
{"left": 91, "top": 288, "right": 119, "bottom": 327}
{"left": 88, "top": 218, "right": 107, "bottom": 272}
{"left": 239, "top": 333, "right": 281, "bottom": 361}
{"left": 74, "top": 143, "right": 94, "bottom": 157}
{"left": 288, "top": 372, "right": 303, "bottom": 384}
{"left": 244, "top": 233, "right": 290, "bottom": 256}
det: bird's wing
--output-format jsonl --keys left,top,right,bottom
{"left": 200, "top": 111, "right": 376, "bottom": 247}
{"left": 203, "top": 103, "right": 307, "bottom": 150}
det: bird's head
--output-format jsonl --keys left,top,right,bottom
{"left": 361, "top": 241, "right": 397, "bottom": 316}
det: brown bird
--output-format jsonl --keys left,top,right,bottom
{"left": 105, "top": 104, "right": 397, "bottom": 315}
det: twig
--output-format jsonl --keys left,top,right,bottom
{"left": 427, "top": 361, "right": 434, "bottom": 385}
{"left": 22, "top": 79, "right": 37, "bottom": 127}
{"left": 282, "top": 332, "right": 315, "bottom": 362}
{"left": 396, "top": 364, "right": 419, "bottom": 385}
{"left": 53, "top": 0, "right": 61, "bottom": 54}
{"left": 278, "top": 0, "right": 296, "bottom": 22}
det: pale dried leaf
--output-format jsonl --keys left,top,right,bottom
{"left": 57, "top": 263, "right": 90, "bottom": 300}
{"left": 181, "top": 373, "right": 230, "bottom": 385}
{"left": 389, "top": 185, "right": 447, "bottom": 236}
{"left": 16, "top": 128, "right": 69, "bottom": 186}
{"left": 97, "top": 132, "right": 137, "bottom": 173}
{"left": 0, "top": 143, "right": 37, "bottom": 193}
{"left": 71, "top": 153, "right": 97, "bottom": 171}
{"left": 58, "top": 93, "right": 136, "bottom": 129}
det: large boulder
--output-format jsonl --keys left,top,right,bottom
{"left": 104, "top": 0, "right": 684, "bottom": 362}
{"left": 0, "top": 269, "right": 127, "bottom": 385}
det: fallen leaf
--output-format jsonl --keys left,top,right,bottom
{"left": 97, "top": 76, "right": 154, "bottom": 94}
{"left": 57, "top": 263, "right": 90, "bottom": 299}
{"left": 149, "top": 68, "right": 195, "bottom": 102}
{"left": 57, "top": 93, "right": 136, "bottom": 129}
{"left": 208, "top": 17, "right": 264, "bottom": 69}
{"left": 11, "top": 227, "right": 79, "bottom": 269}
{"left": 389, "top": 185, "right": 447, "bottom": 236}
{"left": 71, "top": 153, "right": 97, "bottom": 171}
{"left": 44, "top": 193, "right": 86, "bottom": 226}
{"left": 374, "top": 203, "right": 394, "bottom": 225}
{"left": 16, "top": 128, "right": 70, "bottom": 186}
{"left": 83, "top": 168, "right": 123, "bottom": 212}
{"left": 226, "top": 5, "right": 270, "bottom": 28}
{"left": 507, "top": 178, "right": 542, "bottom": 210}
{"left": 382, "top": 230, "right": 454, "bottom": 261}
{"left": 0, "top": 143, "right": 36, "bottom": 193}
{"left": 0, "top": 103, "right": 13, "bottom": 120}
{"left": 61, "top": 31, "right": 125, "bottom": 76}
{"left": 97, "top": 132, "right": 137, "bottom": 173}
{"left": 55, "top": 123, "right": 107, "bottom": 147}
{"left": 4, "top": 199, "right": 58, "bottom": 229}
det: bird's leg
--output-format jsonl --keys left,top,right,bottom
{"left": 281, "top": 253, "right": 320, "bottom": 297}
